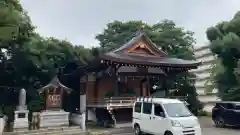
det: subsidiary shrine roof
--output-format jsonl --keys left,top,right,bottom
{"left": 99, "top": 31, "right": 201, "bottom": 69}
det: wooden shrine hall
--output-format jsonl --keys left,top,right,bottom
{"left": 81, "top": 31, "right": 201, "bottom": 126}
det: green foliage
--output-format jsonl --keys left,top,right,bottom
{"left": 0, "top": 1, "right": 203, "bottom": 114}
{"left": 96, "top": 20, "right": 202, "bottom": 113}
{"left": 206, "top": 11, "right": 240, "bottom": 101}
{"left": 198, "top": 110, "right": 212, "bottom": 117}
{"left": 2, "top": 105, "right": 15, "bottom": 122}
{"left": 96, "top": 20, "right": 195, "bottom": 60}
{"left": 0, "top": 0, "right": 90, "bottom": 113}
{"left": 27, "top": 93, "right": 44, "bottom": 112}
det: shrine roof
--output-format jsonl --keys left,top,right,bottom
{"left": 38, "top": 76, "right": 72, "bottom": 93}
{"left": 112, "top": 31, "right": 167, "bottom": 56}
{"left": 99, "top": 31, "right": 201, "bottom": 69}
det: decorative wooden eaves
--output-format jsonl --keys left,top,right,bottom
{"left": 38, "top": 76, "right": 72, "bottom": 94}
{"left": 125, "top": 33, "right": 167, "bottom": 57}
{"left": 127, "top": 40, "right": 158, "bottom": 56}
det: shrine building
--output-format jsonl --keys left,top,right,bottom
{"left": 79, "top": 31, "right": 201, "bottom": 126}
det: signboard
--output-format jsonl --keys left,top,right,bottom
{"left": 45, "top": 87, "right": 63, "bottom": 109}
{"left": 46, "top": 94, "right": 61, "bottom": 108}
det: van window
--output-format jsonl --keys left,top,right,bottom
{"left": 220, "top": 103, "right": 227, "bottom": 108}
{"left": 220, "top": 103, "right": 234, "bottom": 109}
{"left": 226, "top": 103, "right": 234, "bottom": 109}
{"left": 143, "top": 102, "right": 152, "bottom": 114}
{"left": 134, "top": 102, "right": 142, "bottom": 113}
{"left": 163, "top": 103, "right": 192, "bottom": 117}
{"left": 154, "top": 104, "right": 165, "bottom": 117}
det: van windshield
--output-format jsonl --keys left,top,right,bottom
{"left": 163, "top": 103, "right": 192, "bottom": 117}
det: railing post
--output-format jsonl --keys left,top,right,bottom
{"left": 110, "top": 97, "right": 112, "bottom": 106}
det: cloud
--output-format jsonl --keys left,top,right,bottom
{"left": 20, "top": 0, "right": 240, "bottom": 47}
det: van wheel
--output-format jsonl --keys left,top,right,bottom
{"left": 134, "top": 124, "right": 142, "bottom": 135}
{"left": 214, "top": 117, "right": 225, "bottom": 128}
{"left": 164, "top": 131, "right": 173, "bottom": 135}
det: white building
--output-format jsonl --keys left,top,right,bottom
{"left": 190, "top": 45, "right": 221, "bottom": 112}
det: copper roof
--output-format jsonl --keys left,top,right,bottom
{"left": 99, "top": 31, "right": 201, "bottom": 68}
{"left": 38, "top": 76, "right": 72, "bottom": 93}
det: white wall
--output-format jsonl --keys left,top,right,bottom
{"left": 191, "top": 46, "right": 220, "bottom": 112}
{"left": 191, "top": 64, "right": 211, "bottom": 72}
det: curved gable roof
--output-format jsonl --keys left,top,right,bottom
{"left": 100, "top": 31, "right": 201, "bottom": 69}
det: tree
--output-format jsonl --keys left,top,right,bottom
{"left": 96, "top": 20, "right": 202, "bottom": 114}
{"left": 0, "top": 0, "right": 35, "bottom": 129}
{"left": 0, "top": 0, "right": 35, "bottom": 88}
{"left": 206, "top": 11, "right": 240, "bottom": 101}
{"left": 0, "top": 1, "right": 91, "bottom": 128}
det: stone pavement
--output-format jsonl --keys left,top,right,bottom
{"left": 108, "top": 117, "right": 240, "bottom": 135}
{"left": 2, "top": 125, "right": 130, "bottom": 135}
{"left": 3, "top": 117, "right": 240, "bottom": 135}
{"left": 200, "top": 117, "right": 240, "bottom": 135}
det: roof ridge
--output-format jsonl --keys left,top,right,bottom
{"left": 112, "top": 30, "right": 167, "bottom": 57}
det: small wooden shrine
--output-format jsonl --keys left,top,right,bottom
{"left": 38, "top": 76, "right": 72, "bottom": 110}
{"left": 37, "top": 76, "right": 72, "bottom": 127}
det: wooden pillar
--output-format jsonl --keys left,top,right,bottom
{"left": 147, "top": 78, "right": 150, "bottom": 96}
{"left": 93, "top": 77, "right": 99, "bottom": 100}
{"left": 140, "top": 81, "right": 143, "bottom": 96}
{"left": 114, "top": 76, "right": 119, "bottom": 96}
{"left": 140, "top": 78, "right": 147, "bottom": 96}
{"left": 113, "top": 66, "right": 119, "bottom": 97}
{"left": 164, "top": 78, "right": 169, "bottom": 97}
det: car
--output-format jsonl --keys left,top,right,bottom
{"left": 132, "top": 97, "right": 202, "bottom": 135}
{"left": 212, "top": 101, "right": 240, "bottom": 127}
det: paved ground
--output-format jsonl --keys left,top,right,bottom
{"left": 108, "top": 117, "right": 240, "bottom": 135}
{"left": 200, "top": 117, "right": 239, "bottom": 135}
{"left": 3, "top": 117, "right": 239, "bottom": 135}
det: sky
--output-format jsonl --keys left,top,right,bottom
{"left": 20, "top": 0, "right": 240, "bottom": 48}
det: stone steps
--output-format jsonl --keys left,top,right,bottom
{"left": 15, "top": 126, "right": 80, "bottom": 133}
{"left": 3, "top": 126, "right": 89, "bottom": 135}
{"left": 3, "top": 126, "right": 110, "bottom": 135}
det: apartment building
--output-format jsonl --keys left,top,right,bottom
{"left": 191, "top": 45, "right": 221, "bottom": 112}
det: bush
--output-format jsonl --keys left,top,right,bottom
{"left": 198, "top": 110, "right": 212, "bottom": 117}
{"left": 2, "top": 105, "right": 15, "bottom": 132}
{"left": 186, "top": 95, "right": 203, "bottom": 116}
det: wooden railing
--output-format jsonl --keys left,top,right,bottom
{"left": 87, "top": 96, "right": 189, "bottom": 108}
{"left": 87, "top": 97, "right": 136, "bottom": 108}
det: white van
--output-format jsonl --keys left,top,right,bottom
{"left": 132, "top": 97, "right": 202, "bottom": 135}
